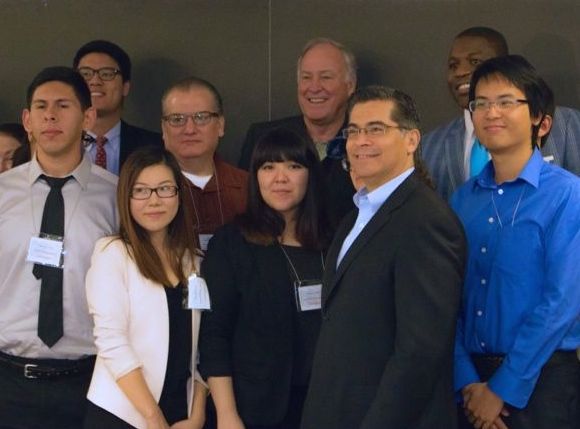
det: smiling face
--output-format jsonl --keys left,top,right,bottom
{"left": 472, "top": 75, "right": 540, "bottom": 158}
{"left": 447, "top": 36, "right": 500, "bottom": 109}
{"left": 257, "top": 160, "right": 309, "bottom": 222}
{"left": 346, "top": 100, "right": 418, "bottom": 191}
{"left": 129, "top": 163, "right": 179, "bottom": 242}
{"left": 162, "top": 86, "right": 224, "bottom": 170}
{"left": 77, "top": 52, "right": 129, "bottom": 120}
{"left": 22, "top": 81, "right": 94, "bottom": 165}
{"left": 297, "top": 42, "right": 355, "bottom": 127}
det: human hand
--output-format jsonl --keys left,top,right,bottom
{"left": 170, "top": 418, "right": 204, "bottom": 429}
{"left": 462, "top": 383, "right": 506, "bottom": 429}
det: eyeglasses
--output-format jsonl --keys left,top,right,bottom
{"left": 468, "top": 98, "right": 528, "bottom": 113}
{"left": 342, "top": 123, "right": 407, "bottom": 139}
{"left": 162, "top": 111, "right": 220, "bottom": 127}
{"left": 130, "top": 185, "right": 179, "bottom": 200}
{"left": 77, "top": 67, "right": 122, "bottom": 81}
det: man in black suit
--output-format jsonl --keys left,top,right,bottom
{"left": 73, "top": 40, "right": 161, "bottom": 174}
{"left": 301, "top": 86, "right": 466, "bottom": 429}
{"left": 239, "top": 37, "right": 357, "bottom": 224}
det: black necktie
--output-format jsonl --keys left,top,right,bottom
{"left": 33, "top": 175, "right": 71, "bottom": 347}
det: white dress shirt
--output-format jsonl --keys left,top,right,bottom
{"left": 0, "top": 155, "right": 118, "bottom": 359}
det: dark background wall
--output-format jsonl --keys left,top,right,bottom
{"left": 0, "top": 0, "right": 578, "bottom": 164}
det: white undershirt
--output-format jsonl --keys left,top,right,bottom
{"left": 183, "top": 171, "right": 212, "bottom": 189}
{"left": 463, "top": 110, "right": 477, "bottom": 180}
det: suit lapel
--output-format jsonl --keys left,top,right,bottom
{"left": 323, "top": 174, "right": 419, "bottom": 305}
{"left": 444, "top": 116, "right": 466, "bottom": 192}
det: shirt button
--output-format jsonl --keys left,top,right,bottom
{"left": 498, "top": 189, "right": 504, "bottom": 195}
{"left": 477, "top": 310, "right": 483, "bottom": 316}
{"left": 481, "top": 278, "right": 487, "bottom": 285}
{"left": 488, "top": 217, "right": 494, "bottom": 223}
{"left": 481, "top": 247, "right": 487, "bottom": 253}
{"left": 480, "top": 341, "right": 486, "bottom": 348}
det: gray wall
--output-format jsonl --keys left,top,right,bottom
{"left": 1, "top": 0, "right": 579, "bottom": 164}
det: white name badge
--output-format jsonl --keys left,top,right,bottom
{"left": 26, "top": 235, "right": 64, "bottom": 268}
{"left": 198, "top": 234, "right": 213, "bottom": 252}
{"left": 185, "top": 274, "right": 211, "bottom": 310}
{"left": 295, "top": 280, "right": 322, "bottom": 312}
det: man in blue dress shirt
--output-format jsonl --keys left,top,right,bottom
{"left": 423, "top": 27, "right": 580, "bottom": 201}
{"left": 451, "top": 55, "right": 580, "bottom": 429}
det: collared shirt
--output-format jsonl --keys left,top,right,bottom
{"left": 451, "top": 149, "right": 580, "bottom": 408}
{"left": 0, "top": 155, "right": 118, "bottom": 359}
{"left": 337, "top": 167, "right": 414, "bottom": 267}
{"left": 85, "top": 121, "right": 122, "bottom": 175}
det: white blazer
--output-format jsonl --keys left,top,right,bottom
{"left": 85, "top": 237, "right": 203, "bottom": 429}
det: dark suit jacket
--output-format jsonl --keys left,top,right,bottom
{"left": 199, "top": 224, "right": 321, "bottom": 426}
{"left": 239, "top": 115, "right": 355, "bottom": 225}
{"left": 422, "top": 106, "right": 580, "bottom": 201}
{"left": 301, "top": 173, "right": 466, "bottom": 429}
{"left": 119, "top": 121, "right": 163, "bottom": 167}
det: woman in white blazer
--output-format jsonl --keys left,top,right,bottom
{"left": 84, "top": 147, "right": 207, "bottom": 429}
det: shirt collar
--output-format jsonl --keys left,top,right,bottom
{"left": 354, "top": 167, "right": 415, "bottom": 210}
{"left": 86, "top": 120, "right": 122, "bottom": 140}
{"left": 475, "top": 148, "right": 542, "bottom": 190}
{"left": 27, "top": 153, "right": 93, "bottom": 190}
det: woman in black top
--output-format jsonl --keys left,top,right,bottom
{"left": 199, "top": 128, "right": 333, "bottom": 429}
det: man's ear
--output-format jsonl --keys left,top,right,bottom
{"left": 535, "top": 114, "right": 552, "bottom": 139}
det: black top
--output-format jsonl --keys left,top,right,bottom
{"left": 158, "top": 283, "right": 192, "bottom": 425}
{"left": 280, "top": 244, "right": 323, "bottom": 386}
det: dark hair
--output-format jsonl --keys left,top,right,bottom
{"left": 238, "top": 127, "right": 331, "bottom": 250}
{"left": 0, "top": 123, "right": 27, "bottom": 146}
{"left": 162, "top": 76, "right": 224, "bottom": 115}
{"left": 26, "top": 66, "right": 92, "bottom": 111}
{"left": 469, "top": 54, "right": 555, "bottom": 147}
{"left": 117, "top": 146, "right": 198, "bottom": 286}
{"left": 347, "top": 85, "right": 434, "bottom": 188}
{"left": 73, "top": 40, "right": 131, "bottom": 81}
{"left": 0, "top": 123, "right": 29, "bottom": 167}
{"left": 455, "top": 26, "right": 509, "bottom": 57}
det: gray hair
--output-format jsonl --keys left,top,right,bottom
{"left": 296, "top": 37, "right": 357, "bottom": 85}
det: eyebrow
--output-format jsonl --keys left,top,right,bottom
{"left": 31, "top": 98, "right": 75, "bottom": 104}
{"left": 133, "top": 179, "right": 174, "bottom": 186}
{"left": 475, "top": 93, "right": 519, "bottom": 99}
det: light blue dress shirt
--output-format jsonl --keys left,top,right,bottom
{"left": 85, "top": 121, "right": 122, "bottom": 175}
{"left": 451, "top": 149, "right": 580, "bottom": 408}
{"left": 337, "top": 167, "right": 414, "bottom": 267}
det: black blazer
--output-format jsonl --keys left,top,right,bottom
{"left": 238, "top": 115, "right": 355, "bottom": 224}
{"left": 301, "top": 173, "right": 466, "bottom": 429}
{"left": 119, "top": 121, "right": 163, "bottom": 167}
{"left": 199, "top": 224, "right": 321, "bottom": 426}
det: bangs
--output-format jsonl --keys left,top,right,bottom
{"left": 250, "top": 127, "right": 312, "bottom": 170}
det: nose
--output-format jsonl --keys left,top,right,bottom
{"left": 484, "top": 102, "right": 502, "bottom": 118}
{"left": 273, "top": 167, "right": 289, "bottom": 182}
{"left": 44, "top": 105, "right": 57, "bottom": 122}
{"left": 454, "top": 61, "right": 472, "bottom": 77}
{"left": 183, "top": 116, "right": 198, "bottom": 133}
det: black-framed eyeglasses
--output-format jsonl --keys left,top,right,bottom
{"left": 162, "top": 111, "right": 220, "bottom": 127}
{"left": 77, "top": 67, "right": 122, "bottom": 81}
{"left": 130, "top": 185, "right": 179, "bottom": 200}
{"left": 468, "top": 98, "right": 528, "bottom": 113}
{"left": 342, "top": 123, "right": 407, "bottom": 139}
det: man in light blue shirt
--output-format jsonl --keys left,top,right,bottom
{"left": 303, "top": 86, "right": 466, "bottom": 429}
{"left": 452, "top": 55, "right": 580, "bottom": 429}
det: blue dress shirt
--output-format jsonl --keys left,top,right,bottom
{"left": 85, "top": 121, "right": 122, "bottom": 175}
{"left": 337, "top": 167, "right": 414, "bottom": 266}
{"left": 451, "top": 149, "right": 580, "bottom": 408}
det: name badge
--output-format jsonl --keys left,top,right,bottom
{"left": 198, "top": 234, "right": 213, "bottom": 252}
{"left": 26, "top": 234, "right": 65, "bottom": 268}
{"left": 294, "top": 280, "right": 322, "bottom": 312}
{"left": 183, "top": 273, "right": 211, "bottom": 310}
